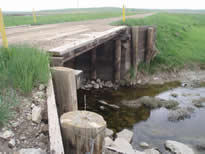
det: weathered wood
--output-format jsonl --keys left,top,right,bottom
{"left": 51, "top": 57, "right": 64, "bottom": 66}
{"left": 121, "top": 28, "right": 131, "bottom": 79}
{"left": 145, "top": 27, "right": 157, "bottom": 64}
{"left": 90, "top": 48, "right": 97, "bottom": 80}
{"left": 73, "top": 69, "right": 83, "bottom": 89}
{"left": 49, "top": 27, "right": 127, "bottom": 64}
{"left": 60, "top": 111, "right": 106, "bottom": 154}
{"left": 131, "top": 26, "right": 139, "bottom": 73}
{"left": 47, "top": 76, "right": 65, "bottom": 154}
{"left": 52, "top": 67, "right": 78, "bottom": 116}
{"left": 114, "top": 39, "right": 121, "bottom": 82}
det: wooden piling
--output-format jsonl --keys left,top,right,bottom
{"left": 131, "top": 27, "right": 139, "bottom": 73}
{"left": 114, "top": 39, "right": 121, "bottom": 82}
{"left": 52, "top": 67, "right": 78, "bottom": 116}
{"left": 145, "top": 27, "right": 155, "bottom": 64}
{"left": 60, "top": 111, "right": 106, "bottom": 154}
{"left": 90, "top": 48, "right": 97, "bottom": 80}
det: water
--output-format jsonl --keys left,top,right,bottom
{"left": 78, "top": 82, "right": 205, "bottom": 153}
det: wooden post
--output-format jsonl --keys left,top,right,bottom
{"left": 90, "top": 48, "right": 97, "bottom": 80}
{"left": 114, "top": 39, "right": 121, "bottom": 82}
{"left": 121, "top": 28, "right": 131, "bottom": 79}
{"left": 60, "top": 111, "right": 106, "bottom": 154}
{"left": 131, "top": 26, "right": 139, "bottom": 73}
{"left": 52, "top": 67, "right": 78, "bottom": 116}
{"left": 145, "top": 27, "right": 155, "bottom": 64}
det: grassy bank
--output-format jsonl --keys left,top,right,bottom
{"left": 4, "top": 8, "right": 138, "bottom": 27}
{"left": 114, "top": 13, "right": 205, "bottom": 72}
{"left": 0, "top": 46, "right": 50, "bottom": 125}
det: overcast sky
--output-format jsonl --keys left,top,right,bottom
{"left": 1, "top": 0, "right": 205, "bottom": 11}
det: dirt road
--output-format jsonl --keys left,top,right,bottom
{"left": 0, "top": 13, "right": 154, "bottom": 50}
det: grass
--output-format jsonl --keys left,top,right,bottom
{"left": 0, "top": 90, "right": 17, "bottom": 126}
{"left": 113, "top": 13, "right": 205, "bottom": 72}
{"left": 4, "top": 8, "right": 138, "bottom": 27}
{"left": 0, "top": 45, "right": 50, "bottom": 93}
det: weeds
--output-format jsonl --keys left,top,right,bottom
{"left": 0, "top": 45, "right": 50, "bottom": 93}
{"left": 0, "top": 90, "right": 17, "bottom": 126}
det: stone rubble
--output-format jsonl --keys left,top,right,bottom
{"left": 117, "top": 129, "right": 133, "bottom": 143}
{"left": 139, "top": 142, "right": 150, "bottom": 149}
{"left": 165, "top": 140, "right": 194, "bottom": 154}
{"left": 0, "top": 84, "right": 49, "bottom": 153}
{"left": 106, "top": 128, "right": 114, "bottom": 137}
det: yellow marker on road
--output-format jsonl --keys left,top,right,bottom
{"left": 33, "top": 8, "right": 37, "bottom": 24}
{"left": 123, "top": 4, "right": 126, "bottom": 23}
{"left": 0, "top": 8, "right": 8, "bottom": 48}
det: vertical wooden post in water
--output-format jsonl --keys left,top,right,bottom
{"left": 60, "top": 111, "right": 106, "bottom": 154}
{"left": 114, "top": 39, "right": 121, "bottom": 82}
{"left": 52, "top": 67, "right": 78, "bottom": 116}
{"left": 90, "top": 48, "right": 97, "bottom": 80}
{"left": 145, "top": 27, "right": 155, "bottom": 64}
{"left": 131, "top": 26, "right": 139, "bottom": 73}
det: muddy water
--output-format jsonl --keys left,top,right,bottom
{"left": 78, "top": 82, "right": 205, "bottom": 153}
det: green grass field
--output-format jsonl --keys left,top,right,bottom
{"left": 114, "top": 13, "right": 205, "bottom": 72}
{"left": 4, "top": 8, "right": 138, "bottom": 27}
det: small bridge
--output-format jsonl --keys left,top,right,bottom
{"left": 0, "top": 13, "right": 157, "bottom": 82}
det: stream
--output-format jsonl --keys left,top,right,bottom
{"left": 78, "top": 81, "right": 205, "bottom": 153}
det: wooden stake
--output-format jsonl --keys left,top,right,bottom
{"left": 60, "top": 111, "right": 106, "bottom": 154}
{"left": 145, "top": 27, "right": 155, "bottom": 64}
{"left": 131, "top": 27, "right": 139, "bottom": 73}
{"left": 52, "top": 67, "right": 78, "bottom": 116}
{"left": 0, "top": 8, "right": 8, "bottom": 48}
{"left": 90, "top": 48, "right": 97, "bottom": 80}
{"left": 114, "top": 39, "right": 121, "bottom": 82}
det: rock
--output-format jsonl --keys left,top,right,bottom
{"left": 106, "top": 128, "right": 114, "bottom": 137}
{"left": 33, "top": 91, "right": 45, "bottom": 99}
{"left": 195, "top": 144, "right": 205, "bottom": 152}
{"left": 106, "top": 138, "right": 136, "bottom": 154}
{"left": 165, "top": 140, "right": 194, "bottom": 154}
{"left": 117, "top": 129, "right": 133, "bottom": 143}
{"left": 100, "top": 106, "right": 105, "bottom": 110}
{"left": 8, "top": 138, "right": 16, "bottom": 148}
{"left": 192, "top": 98, "right": 205, "bottom": 108}
{"left": 0, "top": 130, "right": 14, "bottom": 139}
{"left": 140, "top": 142, "right": 150, "bottom": 149}
{"left": 32, "top": 105, "right": 42, "bottom": 123}
{"left": 138, "top": 96, "right": 179, "bottom": 109}
{"left": 39, "top": 84, "right": 45, "bottom": 91}
{"left": 171, "top": 93, "right": 178, "bottom": 98}
{"left": 168, "top": 107, "right": 195, "bottom": 122}
{"left": 105, "top": 81, "right": 113, "bottom": 88}
{"left": 96, "top": 79, "right": 101, "bottom": 83}
{"left": 84, "top": 84, "right": 93, "bottom": 89}
{"left": 91, "top": 81, "right": 96, "bottom": 85}
{"left": 93, "top": 83, "right": 100, "bottom": 89}
{"left": 105, "top": 137, "right": 114, "bottom": 147}
{"left": 18, "top": 148, "right": 46, "bottom": 154}
{"left": 181, "top": 83, "right": 188, "bottom": 87}
{"left": 144, "top": 149, "right": 160, "bottom": 154}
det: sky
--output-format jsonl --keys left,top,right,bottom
{"left": 1, "top": 0, "right": 205, "bottom": 11}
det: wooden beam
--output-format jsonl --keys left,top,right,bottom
{"left": 52, "top": 67, "right": 78, "bottom": 116}
{"left": 145, "top": 27, "right": 155, "bottom": 64}
{"left": 47, "top": 76, "right": 65, "bottom": 154}
{"left": 114, "top": 39, "right": 121, "bottom": 82}
{"left": 51, "top": 57, "right": 64, "bottom": 66}
{"left": 90, "top": 48, "right": 97, "bottom": 80}
{"left": 48, "top": 26, "right": 127, "bottom": 62}
{"left": 131, "top": 26, "right": 139, "bottom": 73}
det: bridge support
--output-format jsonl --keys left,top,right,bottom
{"left": 114, "top": 39, "right": 122, "bottom": 82}
{"left": 52, "top": 67, "right": 78, "bottom": 116}
{"left": 90, "top": 48, "right": 97, "bottom": 80}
